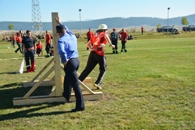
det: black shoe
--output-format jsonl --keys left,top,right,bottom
{"left": 121, "top": 50, "right": 123, "bottom": 52}
{"left": 116, "top": 51, "right": 118, "bottom": 54}
{"left": 113, "top": 51, "right": 115, "bottom": 54}
{"left": 125, "top": 49, "right": 127, "bottom": 52}
{"left": 71, "top": 108, "right": 85, "bottom": 112}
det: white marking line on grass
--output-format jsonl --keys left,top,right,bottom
{"left": 0, "top": 57, "right": 46, "bottom": 60}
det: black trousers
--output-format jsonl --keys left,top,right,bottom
{"left": 15, "top": 42, "right": 22, "bottom": 53}
{"left": 36, "top": 48, "right": 42, "bottom": 55}
{"left": 24, "top": 50, "right": 35, "bottom": 70}
{"left": 45, "top": 44, "right": 51, "bottom": 54}
{"left": 111, "top": 39, "right": 118, "bottom": 50}
{"left": 12, "top": 41, "right": 16, "bottom": 48}
{"left": 87, "top": 38, "right": 90, "bottom": 50}
{"left": 121, "top": 41, "right": 127, "bottom": 50}
{"left": 63, "top": 58, "right": 85, "bottom": 109}
{"left": 79, "top": 51, "right": 106, "bottom": 86}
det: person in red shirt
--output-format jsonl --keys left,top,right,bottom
{"left": 45, "top": 30, "right": 51, "bottom": 56}
{"left": 86, "top": 28, "right": 94, "bottom": 50}
{"left": 36, "top": 40, "right": 43, "bottom": 56}
{"left": 11, "top": 33, "right": 17, "bottom": 48}
{"left": 141, "top": 26, "right": 144, "bottom": 35}
{"left": 49, "top": 46, "right": 54, "bottom": 56}
{"left": 79, "top": 24, "right": 115, "bottom": 90}
{"left": 119, "top": 28, "right": 128, "bottom": 52}
{"left": 15, "top": 32, "right": 22, "bottom": 53}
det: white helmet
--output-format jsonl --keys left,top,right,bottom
{"left": 98, "top": 24, "right": 108, "bottom": 30}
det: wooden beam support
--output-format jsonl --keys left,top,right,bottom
{"left": 23, "top": 80, "right": 55, "bottom": 88}
{"left": 13, "top": 93, "right": 103, "bottom": 106}
{"left": 52, "top": 12, "right": 62, "bottom": 96}
{"left": 31, "top": 58, "right": 54, "bottom": 82}
{"left": 23, "top": 66, "right": 54, "bottom": 98}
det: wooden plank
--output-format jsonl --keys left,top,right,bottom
{"left": 23, "top": 66, "right": 54, "bottom": 98}
{"left": 31, "top": 58, "right": 54, "bottom": 82}
{"left": 23, "top": 80, "right": 55, "bottom": 87}
{"left": 52, "top": 12, "right": 62, "bottom": 96}
{"left": 13, "top": 93, "right": 103, "bottom": 106}
{"left": 79, "top": 80, "right": 95, "bottom": 94}
{"left": 23, "top": 76, "right": 91, "bottom": 88}
{"left": 83, "top": 77, "right": 92, "bottom": 83}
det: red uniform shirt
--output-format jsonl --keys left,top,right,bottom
{"left": 119, "top": 32, "right": 128, "bottom": 42}
{"left": 86, "top": 31, "right": 94, "bottom": 39}
{"left": 36, "top": 43, "right": 42, "bottom": 49}
{"left": 46, "top": 33, "right": 51, "bottom": 44}
{"left": 141, "top": 27, "right": 144, "bottom": 31}
{"left": 91, "top": 32, "right": 107, "bottom": 56}
{"left": 16, "top": 36, "right": 22, "bottom": 43}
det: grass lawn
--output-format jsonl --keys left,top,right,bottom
{"left": 0, "top": 32, "right": 195, "bottom": 130}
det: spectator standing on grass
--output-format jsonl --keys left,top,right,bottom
{"left": 86, "top": 28, "right": 94, "bottom": 50}
{"left": 110, "top": 28, "right": 119, "bottom": 54}
{"left": 55, "top": 17, "right": 85, "bottom": 112}
{"left": 119, "top": 28, "right": 128, "bottom": 52}
{"left": 78, "top": 24, "right": 115, "bottom": 90}
{"left": 11, "top": 33, "right": 17, "bottom": 48}
{"left": 15, "top": 32, "right": 23, "bottom": 53}
{"left": 19, "top": 29, "right": 23, "bottom": 37}
{"left": 22, "top": 30, "right": 36, "bottom": 72}
{"left": 141, "top": 26, "right": 144, "bottom": 35}
{"left": 45, "top": 30, "right": 51, "bottom": 56}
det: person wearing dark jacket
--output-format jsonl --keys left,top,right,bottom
{"left": 110, "top": 28, "right": 119, "bottom": 54}
{"left": 22, "top": 30, "right": 36, "bottom": 72}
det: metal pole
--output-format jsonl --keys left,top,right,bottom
{"left": 167, "top": 7, "right": 170, "bottom": 34}
{"left": 79, "top": 9, "right": 82, "bottom": 36}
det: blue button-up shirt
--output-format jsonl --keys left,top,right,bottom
{"left": 58, "top": 26, "right": 78, "bottom": 64}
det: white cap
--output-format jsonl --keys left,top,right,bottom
{"left": 98, "top": 24, "right": 108, "bottom": 30}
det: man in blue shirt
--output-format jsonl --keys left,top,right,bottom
{"left": 56, "top": 17, "right": 85, "bottom": 112}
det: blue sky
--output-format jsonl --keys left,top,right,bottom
{"left": 0, "top": 0, "right": 194, "bottom": 22}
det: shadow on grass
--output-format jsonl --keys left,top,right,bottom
{"left": 105, "top": 52, "right": 117, "bottom": 55}
{"left": 0, "top": 84, "right": 54, "bottom": 110}
{"left": 0, "top": 71, "right": 19, "bottom": 75}
{"left": 0, "top": 104, "right": 72, "bottom": 122}
{"left": 0, "top": 82, "right": 23, "bottom": 89}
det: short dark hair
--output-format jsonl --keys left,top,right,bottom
{"left": 26, "top": 30, "right": 31, "bottom": 34}
{"left": 56, "top": 25, "right": 65, "bottom": 33}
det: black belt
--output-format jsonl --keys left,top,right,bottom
{"left": 68, "top": 58, "right": 77, "bottom": 61}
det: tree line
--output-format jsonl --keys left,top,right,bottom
{"left": 157, "top": 17, "right": 189, "bottom": 28}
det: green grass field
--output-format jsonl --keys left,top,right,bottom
{"left": 0, "top": 32, "right": 195, "bottom": 130}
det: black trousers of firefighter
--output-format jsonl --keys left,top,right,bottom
{"left": 63, "top": 58, "right": 85, "bottom": 110}
{"left": 24, "top": 49, "right": 35, "bottom": 71}
{"left": 79, "top": 51, "right": 106, "bottom": 86}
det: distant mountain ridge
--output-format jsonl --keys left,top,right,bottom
{"left": 0, "top": 14, "right": 194, "bottom": 31}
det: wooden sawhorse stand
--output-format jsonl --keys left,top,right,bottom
{"left": 13, "top": 12, "right": 103, "bottom": 106}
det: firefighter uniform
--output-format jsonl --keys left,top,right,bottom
{"left": 22, "top": 30, "right": 36, "bottom": 72}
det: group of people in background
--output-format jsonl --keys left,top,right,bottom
{"left": 86, "top": 27, "right": 132, "bottom": 54}
{"left": 4, "top": 30, "right": 54, "bottom": 72}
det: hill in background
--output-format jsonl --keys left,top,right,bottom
{"left": 0, "top": 14, "right": 194, "bottom": 31}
